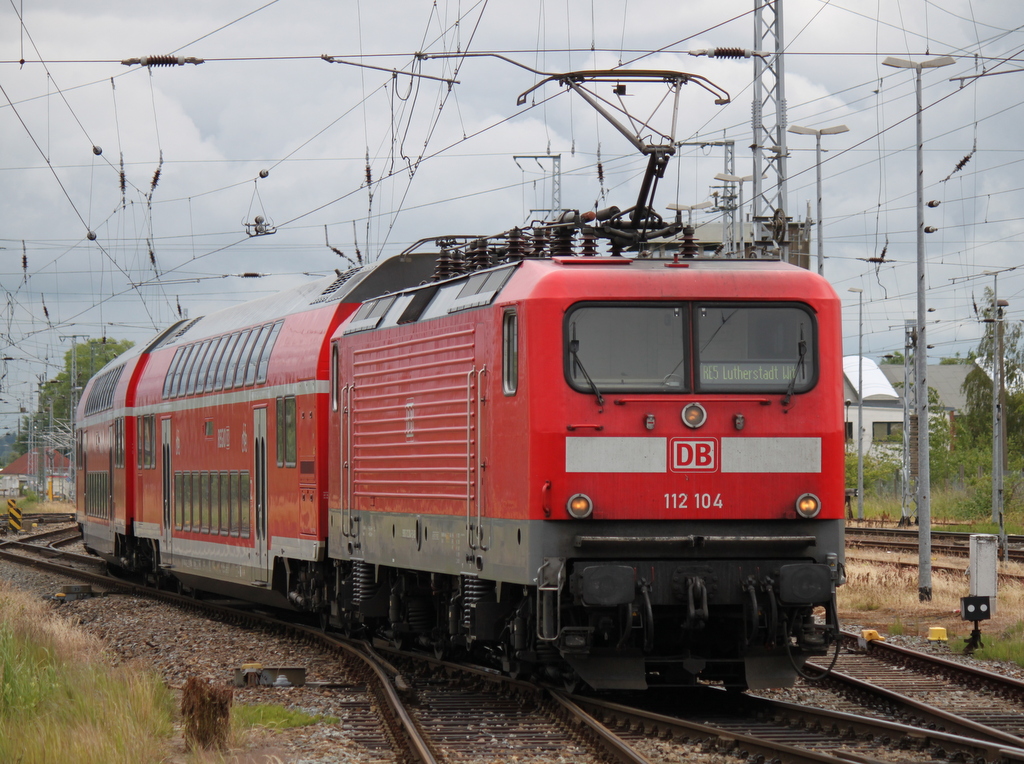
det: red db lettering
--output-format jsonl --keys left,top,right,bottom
{"left": 671, "top": 439, "right": 717, "bottom": 471}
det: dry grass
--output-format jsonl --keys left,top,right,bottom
{"left": 28, "top": 499, "right": 76, "bottom": 514}
{"left": 839, "top": 554, "right": 1024, "bottom": 641}
{"left": 0, "top": 581, "right": 175, "bottom": 764}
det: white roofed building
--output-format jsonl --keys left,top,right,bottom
{"left": 843, "top": 356, "right": 973, "bottom": 454}
{"left": 843, "top": 357, "right": 904, "bottom": 453}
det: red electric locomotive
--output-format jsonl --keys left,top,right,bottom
{"left": 322, "top": 232, "right": 844, "bottom": 691}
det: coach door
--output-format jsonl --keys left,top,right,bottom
{"left": 253, "top": 408, "right": 269, "bottom": 580}
{"left": 161, "top": 418, "right": 172, "bottom": 555}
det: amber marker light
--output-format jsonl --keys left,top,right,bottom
{"left": 795, "top": 493, "right": 821, "bottom": 518}
{"left": 566, "top": 493, "right": 594, "bottom": 519}
{"left": 682, "top": 402, "right": 707, "bottom": 428}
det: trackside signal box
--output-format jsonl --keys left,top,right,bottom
{"left": 968, "top": 534, "right": 998, "bottom": 616}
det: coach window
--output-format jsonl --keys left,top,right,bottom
{"left": 218, "top": 472, "right": 230, "bottom": 535}
{"left": 192, "top": 337, "right": 215, "bottom": 393}
{"left": 276, "top": 396, "right": 297, "bottom": 468}
{"left": 330, "top": 344, "right": 340, "bottom": 411}
{"left": 199, "top": 336, "right": 223, "bottom": 392}
{"left": 695, "top": 304, "right": 817, "bottom": 394}
{"left": 137, "top": 415, "right": 154, "bottom": 469}
{"left": 502, "top": 310, "right": 518, "bottom": 395}
{"left": 173, "top": 344, "right": 196, "bottom": 397}
{"left": 163, "top": 346, "right": 185, "bottom": 398}
{"left": 186, "top": 340, "right": 212, "bottom": 396}
{"left": 244, "top": 324, "right": 272, "bottom": 386}
{"left": 256, "top": 321, "right": 283, "bottom": 384}
{"left": 564, "top": 303, "right": 689, "bottom": 393}
{"left": 198, "top": 472, "right": 210, "bottom": 533}
{"left": 174, "top": 472, "right": 184, "bottom": 529}
{"left": 214, "top": 332, "right": 241, "bottom": 391}
{"left": 182, "top": 471, "right": 193, "bottom": 531}
{"left": 232, "top": 329, "right": 262, "bottom": 388}
{"left": 113, "top": 418, "right": 124, "bottom": 468}
{"left": 144, "top": 415, "right": 156, "bottom": 469}
{"left": 224, "top": 329, "right": 252, "bottom": 389}
{"left": 229, "top": 471, "right": 240, "bottom": 536}
{"left": 231, "top": 327, "right": 258, "bottom": 387}
{"left": 239, "top": 471, "right": 252, "bottom": 538}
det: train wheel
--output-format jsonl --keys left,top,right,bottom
{"left": 563, "top": 673, "right": 581, "bottom": 694}
{"left": 504, "top": 654, "right": 530, "bottom": 681}
{"left": 432, "top": 636, "right": 449, "bottom": 660}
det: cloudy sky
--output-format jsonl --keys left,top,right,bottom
{"left": 1, "top": 0, "right": 1022, "bottom": 431}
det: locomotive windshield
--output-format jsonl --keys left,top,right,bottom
{"left": 564, "top": 302, "right": 816, "bottom": 394}
{"left": 566, "top": 304, "right": 689, "bottom": 392}
{"left": 695, "top": 304, "right": 816, "bottom": 393}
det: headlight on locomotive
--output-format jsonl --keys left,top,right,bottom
{"left": 681, "top": 402, "right": 707, "bottom": 428}
{"left": 795, "top": 493, "right": 821, "bottom": 518}
{"left": 567, "top": 493, "right": 594, "bottom": 519}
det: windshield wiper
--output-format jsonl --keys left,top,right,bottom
{"left": 781, "top": 333, "right": 807, "bottom": 407}
{"left": 569, "top": 338, "right": 605, "bottom": 407}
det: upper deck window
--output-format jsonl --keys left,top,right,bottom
{"left": 695, "top": 304, "right": 816, "bottom": 393}
{"left": 565, "top": 304, "right": 689, "bottom": 393}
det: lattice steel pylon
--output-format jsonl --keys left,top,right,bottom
{"left": 751, "top": 0, "right": 789, "bottom": 260}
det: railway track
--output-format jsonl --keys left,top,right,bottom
{"left": 799, "top": 630, "right": 1024, "bottom": 752}
{"left": 5, "top": 525, "right": 1024, "bottom": 763}
{"left": 847, "top": 526, "right": 1024, "bottom": 563}
{"left": 576, "top": 688, "right": 1024, "bottom": 764}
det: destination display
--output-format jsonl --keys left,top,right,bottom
{"left": 699, "top": 361, "right": 803, "bottom": 387}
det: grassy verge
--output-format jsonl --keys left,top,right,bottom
{"left": 949, "top": 621, "right": 1024, "bottom": 665}
{"left": 0, "top": 582, "right": 175, "bottom": 764}
{"left": 839, "top": 555, "right": 1024, "bottom": 668}
{"left": 234, "top": 703, "right": 338, "bottom": 731}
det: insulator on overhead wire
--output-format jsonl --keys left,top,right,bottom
{"left": 690, "top": 47, "right": 752, "bottom": 59}
{"left": 121, "top": 55, "right": 205, "bottom": 67}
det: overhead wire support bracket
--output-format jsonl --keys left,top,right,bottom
{"left": 320, "top": 55, "right": 458, "bottom": 86}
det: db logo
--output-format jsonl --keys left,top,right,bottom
{"left": 671, "top": 439, "right": 717, "bottom": 471}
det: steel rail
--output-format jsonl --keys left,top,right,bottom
{"left": 570, "top": 694, "right": 883, "bottom": 764}
{"left": 547, "top": 691, "right": 654, "bottom": 764}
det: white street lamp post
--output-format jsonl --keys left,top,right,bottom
{"left": 788, "top": 124, "right": 849, "bottom": 277}
{"left": 666, "top": 200, "right": 713, "bottom": 226}
{"left": 714, "top": 173, "right": 756, "bottom": 257}
{"left": 882, "top": 54, "right": 955, "bottom": 602}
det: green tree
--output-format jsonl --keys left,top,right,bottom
{"left": 958, "top": 287, "right": 1024, "bottom": 454}
{"left": 10, "top": 338, "right": 133, "bottom": 459}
